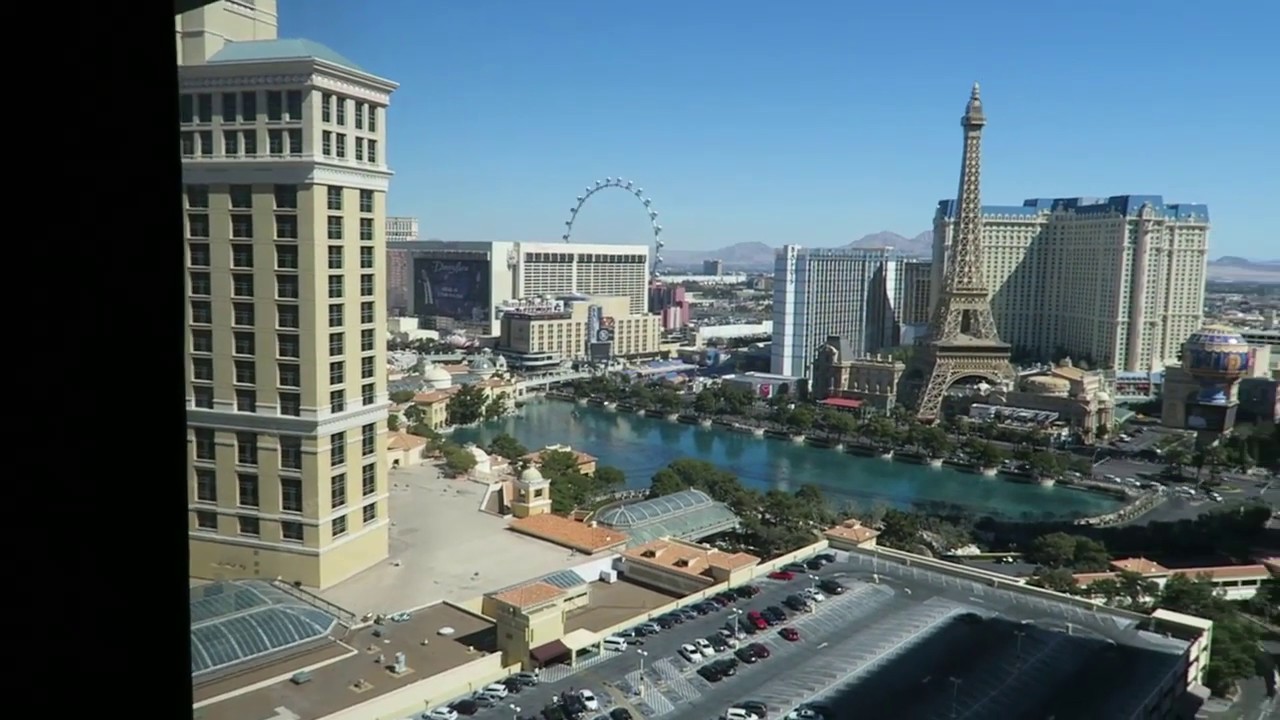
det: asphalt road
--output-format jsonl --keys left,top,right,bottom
{"left": 431, "top": 550, "right": 1190, "bottom": 720}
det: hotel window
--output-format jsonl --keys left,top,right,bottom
{"left": 330, "top": 389, "right": 346, "bottom": 413}
{"left": 231, "top": 214, "right": 253, "bottom": 239}
{"left": 278, "top": 363, "right": 301, "bottom": 388}
{"left": 360, "top": 218, "right": 374, "bottom": 241}
{"left": 360, "top": 301, "right": 374, "bottom": 324}
{"left": 280, "top": 436, "right": 303, "bottom": 470}
{"left": 280, "top": 392, "right": 301, "bottom": 417}
{"left": 361, "top": 356, "right": 375, "bottom": 380}
{"left": 243, "top": 130, "right": 257, "bottom": 156}
{"left": 362, "top": 383, "right": 375, "bottom": 406}
{"left": 238, "top": 516, "right": 260, "bottom": 537}
{"left": 360, "top": 273, "right": 374, "bottom": 297}
{"left": 322, "top": 94, "right": 333, "bottom": 122}
{"left": 355, "top": 137, "right": 364, "bottom": 162}
{"left": 191, "top": 356, "right": 213, "bottom": 381}
{"left": 329, "top": 332, "right": 344, "bottom": 356}
{"left": 367, "top": 140, "right": 378, "bottom": 164}
{"left": 237, "top": 473, "right": 259, "bottom": 508}
{"left": 193, "top": 386, "right": 214, "bottom": 409}
{"left": 179, "top": 94, "right": 194, "bottom": 123}
{"left": 275, "top": 215, "right": 299, "bottom": 240}
{"left": 335, "top": 134, "right": 346, "bottom": 158}
{"left": 232, "top": 302, "right": 254, "bottom": 326}
{"left": 187, "top": 213, "right": 210, "bottom": 238}
{"left": 195, "top": 469, "right": 217, "bottom": 503}
{"left": 362, "top": 463, "right": 376, "bottom": 497}
{"left": 361, "top": 328, "right": 375, "bottom": 352}
{"left": 198, "top": 131, "right": 214, "bottom": 156}
{"left": 328, "top": 245, "right": 344, "bottom": 269}
{"left": 180, "top": 132, "right": 195, "bottom": 156}
{"left": 188, "top": 272, "right": 211, "bottom": 296}
{"left": 221, "top": 92, "right": 237, "bottom": 121}
{"left": 354, "top": 102, "right": 364, "bottom": 130}
{"left": 332, "top": 514, "right": 348, "bottom": 537}
{"left": 368, "top": 106, "right": 378, "bottom": 132}
{"left": 363, "top": 502, "right": 377, "bottom": 524}
{"left": 335, "top": 97, "right": 346, "bottom": 125}
{"left": 359, "top": 189, "right": 374, "bottom": 213}
{"left": 280, "top": 477, "right": 303, "bottom": 513}
{"left": 274, "top": 184, "right": 298, "bottom": 209}
{"left": 233, "top": 331, "right": 255, "bottom": 356}
{"left": 266, "top": 91, "right": 283, "bottom": 121}
{"left": 195, "top": 93, "right": 213, "bottom": 123}
{"left": 229, "top": 185, "right": 252, "bottom": 208}
{"left": 331, "top": 473, "right": 347, "bottom": 509}
{"left": 328, "top": 275, "right": 344, "bottom": 299}
{"left": 235, "top": 390, "right": 257, "bottom": 412}
{"left": 268, "top": 129, "right": 284, "bottom": 155}
{"left": 329, "top": 361, "right": 345, "bottom": 385}
{"left": 329, "top": 303, "right": 344, "bottom": 327}
{"left": 287, "top": 129, "right": 303, "bottom": 156}
{"left": 191, "top": 329, "right": 213, "bottom": 353}
{"left": 236, "top": 431, "right": 258, "bottom": 465}
{"left": 322, "top": 130, "right": 332, "bottom": 156}
{"left": 361, "top": 423, "right": 376, "bottom": 456}
{"left": 277, "top": 334, "right": 299, "bottom": 358}
{"left": 185, "top": 185, "right": 209, "bottom": 208}
{"left": 281, "top": 521, "right": 304, "bottom": 541}
{"left": 195, "top": 511, "right": 217, "bottom": 530}
{"left": 223, "top": 130, "right": 239, "bottom": 155}
{"left": 194, "top": 428, "right": 216, "bottom": 460}
{"left": 241, "top": 91, "right": 257, "bottom": 121}
{"left": 286, "top": 90, "right": 303, "bottom": 120}
{"left": 231, "top": 244, "right": 254, "bottom": 269}
{"left": 232, "top": 273, "right": 254, "bottom": 297}
{"left": 328, "top": 216, "right": 344, "bottom": 240}
{"left": 360, "top": 247, "right": 374, "bottom": 268}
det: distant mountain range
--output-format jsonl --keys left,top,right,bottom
{"left": 1206, "top": 256, "right": 1280, "bottom": 282}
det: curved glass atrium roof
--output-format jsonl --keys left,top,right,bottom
{"left": 190, "top": 580, "right": 338, "bottom": 676}
{"left": 596, "top": 489, "right": 715, "bottom": 528}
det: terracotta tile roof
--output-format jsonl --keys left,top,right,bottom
{"left": 388, "top": 432, "right": 428, "bottom": 451}
{"left": 413, "top": 388, "right": 458, "bottom": 404}
{"left": 623, "top": 538, "right": 759, "bottom": 579}
{"left": 477, "top": 378, "right": 514, "bottom": 389}
{"left": 509, "top": 514, "right": 629, "bottom": 554}
{"left": 1110, "top": 557, "right": 1169, "bottom": 574}
{"left": 1167, "top": 564, "right": 1272, "bottom": 581}
{"left": 522, "top": 448, "right": 598, "bottom": 465}
{"left": 441, "top": 363, "right": 468, "bottom": 374}
{"left": 491, "top": 581, "right": 565, "bottom": 609}
{"left": 1072, "top": 572, "right": 1118, "bottom": 586}
{"left": 824, "top": 520, "right": 881, "bottom": 544}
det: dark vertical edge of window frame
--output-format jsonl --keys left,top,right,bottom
{"left": 47, "top": 1, "right": 192, "bottom": 713}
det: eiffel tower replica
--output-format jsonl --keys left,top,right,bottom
{"left": 911, "top": 83, "right": 1016, "bottom": 422}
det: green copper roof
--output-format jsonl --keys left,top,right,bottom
{"left": 207, "top": 38, "right": 366, "bottom": 73}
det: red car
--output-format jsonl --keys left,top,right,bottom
{"left": 767, "top": 570, "right": 795, "bottom": 581}
{"left": 748, "top": 642, "right": 771, "bottom": 659}
{"left": 747, "top": 612, "right": 768, "bottom": 630}
{"left": 779, "top": 627, "right": 800, "bottom": 642}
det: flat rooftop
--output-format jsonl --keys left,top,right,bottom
{"left": 319, "top": 462, "right": 597, "bottom": 616}
{"left": 564, "top": 579, "right": 679, "bottom": 634}
{"left": 195, "top": 603, "right": 497, "bottom": 720}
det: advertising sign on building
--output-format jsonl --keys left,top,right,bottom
{"left": 585, "top": 304, "right": 615, "bottom": 358}
{"left": 413, "top": 257, "right": 491, "bottom": 322}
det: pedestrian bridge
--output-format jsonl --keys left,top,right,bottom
{"left": 516, "top": 370, "right": 592, "bottom": 392}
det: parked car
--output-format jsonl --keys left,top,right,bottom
{"left": 578, "top": 690, "right": 600, "bottom": 712}
{"left": 679, "top": 643, "right": 703, "bottom": 663}
{"left": 501, "top": 677, "right": 525, "bottom": 693}
{"left": 426, "top": 707, "right": 459, "bottom": 720}
{"left": 734, "top": 701, "right": 770, "bottom": 718}
{"left": 449, "top": 700, "right": 479, "bottom": 716}
{"left": 817, "top": 579, "right": 845, "bottom": 595}
{"left": 707, "top": 633, "right": 731, "bottom": 652}
{"left": 815, "top": 552, "right": 837, "bottom": 564}
{"left": 694, "top": 637, "right": 716, "bottom": 657}
{"left": 511, "top": 671, "right": 540, "bottom": 686}
{"left": 804, "top": 559, "right": 824, "bottom": 571}
{"left": 725, "top": 708, "right": 760, "bottom": 720}
{"left": 779, "top": 627, "right": 800, "bottom": 641}
{"left": 735, "top": 646, "right": 759, "bottom": 663}
{"left": 802, "top": 588, "right": 826, "bottom": 603}
{"left": 782, "top": 563, "right": 807, "bottom": 574}
{"left": 768, "top": 570, "right": 795, "bottom": 581}
{"left": 609, "top": 709, "right": 632, "bottom": 720}
{"left": 483, "top": 683, "right": 510, "bottom": 699}
{"left": 748, "top": 642, "right": 771, "bottom": 659}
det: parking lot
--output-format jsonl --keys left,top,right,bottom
{"left": 421, "top": 549, "right": 1190, "bottom": 720}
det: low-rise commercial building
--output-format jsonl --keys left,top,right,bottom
{"left": 498, "top": 295, "right": 661, "bottom": 365}
{"left": 1073, "top": 557, "right": 1275, "bottom": 601}
{"left": 619, "top": 538, "right": 760, "bottom": 596}
{"left": 811, "top": 336, "right": 906, "bottom": 412}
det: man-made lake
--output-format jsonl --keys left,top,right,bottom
{"left": 451, "top": 401, "right": 1125, "bottom": 521}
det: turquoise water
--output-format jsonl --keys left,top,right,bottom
{"left": 451, "top": 401, "right": 1124, "bottom": 521}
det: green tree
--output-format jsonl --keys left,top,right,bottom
{"left": 786, "top": 406, "right": 815, "bottom": 433}
{"left": 648, "top": 468, "right": 689, "bottom": 497}
{"left": 1029, "top": 567, "right": 1079, "bottom": 594}
{"left": 484, "top": 392, "right": 510, "bottom": 420}
{"left": 594, "top": 465, "right": 627, "bottom": 489}
{"left": 877, "top": 508, "right": 923, "bottom": 550}
{"left": 1027, "top": 532, "right": 1079, "bottom": 568}
{"left": 976, "top": 442, "right": 1005, "bottom": 468}
{"left": 822, "top": 410, "right": 857, "bottom": 442}
{"left": 485, "top": 433, "right": 527, "bottom": 462}
{"left": 693, "top": 389, "right": 720, "bottom": 415}
{"left": 917, "top": 426, "right": 954, "bottom": 458}
{"left": 387, "top": 414, "right": 401, "bottom": 431}
{"left": 1112, "top": 569, "right": 1160, "bottom": 611}
{"left": 405, "top": 404, "right": 426, "bottom": 425}
{"left": 654, "top": 388, "right": 683, "bottom": 414}
{"left": 440, "top": 443, "right": 477, "bottom": 477}
{"left": 446, "top": 385, "right": 489, "bottom": 426}
{"left": 389, "top": 389, "right": 416, "bottom": 404}
{"left": 1028, "top": 451, "right": 1061, "bottom": 478}
{"left": 1156, "top": 574, "right": 1263, "bottom": 696}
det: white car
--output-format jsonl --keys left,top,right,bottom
{"left": 481, "top": 683, "right": 509, "bottom": 699}
{"left": 694, "top": 638, "right": 716, "bottom": 657}
{"left": 785, "top": 709, "right": 822, "bottom": 720}
{"left": 578, "top": 689, "right": 600, "bottom": 711}
{"left": 425, "top": 708, "right": 458, "bottom": 720}
{"left": 803, "top": 588, "right": 826, "bottom": 603}
{"left": 725, "top": 710, "right": 760, "bottom": 720}
{"left": 679, "top": 643, "right": 702, "bottom": 663}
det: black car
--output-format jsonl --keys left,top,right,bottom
{"left": 817, "top": 579, "right": 845, "bottom": 595}
{"left": 782, "top": 563, "right": 807, "bottom": 574}
{"left": 451, "top": 700, "right": 480, "bottom": 716}
{"left": 502, "top": 677, "right": 525, "bottom": 693}
{"left": 610, "top": 709, "right": 633, "bottom": 720}
{"left": 765, "top": 605, "right": 787, "bottom": 619}
{"left": 783, "top": 596, "right": 809, "bottom": 612}
{"left": 654, "top": 616, "right": 676, "bottom": 629}
{"left": 735, "top": 701, "right": 769, "bottom": 718}
{"left": 815, "top": 552, "right": 836, "bottom": 564}
{"left": 698, "top": 664, "right": 726, "bottom": 683}
{"left": 662, "top": 612, "right": 685, "bottom": 625}
{"left": 804, "top": 559, "right": 824, "bottom": 571}
{"left": 707, "top": 634, "right": 730, "bottom": 652}
{"left": 738, "top": 617, "right": 757, "bottom": 635}
{"left": 734, "top": 646, "right": 759, "bottom": 664}
{"left": 712, "top": 658, "right": 739, "bottom": 676}
{"left": 762, "top": 607, "right": 786, "bottom": 624}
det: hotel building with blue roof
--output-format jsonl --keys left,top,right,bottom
{"left": 930, "top": 195, "right": 1209, "bottom": 373}
{"left": 178, "top": 0, "right": 402, "bottom": 590}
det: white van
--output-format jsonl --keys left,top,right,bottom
{"left": 602, "top": 636, "right": 629, "bottom": 652}
{"left": 726, "top": 709, "right": 760, "bottom": 720}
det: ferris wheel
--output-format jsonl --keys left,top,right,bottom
{"left": 562, "top": 177, "right": 665, "bottom": 280}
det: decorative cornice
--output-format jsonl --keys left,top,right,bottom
{"left": 179, "top": 73, "right": 313, "bottom": 90}
{"left": 180, "top": 63, "right": 396, "bottom": 103}
{"left": 186, "top": 398, "right": 390, "bottom": 436}
{"left": 181, "top": 159, "right": 392, "bottom": 192}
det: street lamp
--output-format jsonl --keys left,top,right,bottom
{"left": 1013, "top": 629, "right": 1025, "bottom": 671}
{"left": 509, "top": 704, "right": 520, "bottom": 720}
{"left": 635, "top": 649, "right": 649, "bottom": 697}
{"left": 948, "top": 677, "right": 963, "bottom": 719}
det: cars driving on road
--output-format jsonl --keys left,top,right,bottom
{"left": 577, "top": 689, "right": 600, "bottom": 712}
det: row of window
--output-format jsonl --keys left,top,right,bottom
{"left": 191, "top": 384, "right": 377, "bottom": 414}
{"left": 190, "top": 327, "right": 377, "bottom": 359}
{"left": 189, "top": 298, "right": 377, "bottom": 328}
{"left": 319, "top": 93, "right": 378, "bottom": 132}
{"left": 188, "top": 213, "right": 376, "bottom": 242}
{"left": 181, "top": 128, "right": 306, "bottom": 158}
{"left": 188, "top": 269, "right": 376, "bottom": 299}
{"left": 192, "top": 352, "right": 377, "bottom": 389}
{"left": 194, "top": 462, "right": 377, "bottom": 511}
{"left": 186, "top": 185, "right": 376, "bottom": 213}
{"left": 320, "top": 131, "right": 378, "bottom": 163}
{"left": 192, "top": 424, "right": 379, "bottom": 468}
{"left": 193, "top": 503, "right": 377, "bottom": 541}
{"left": 179, "top": 90, "right": 305, "bottom": 124}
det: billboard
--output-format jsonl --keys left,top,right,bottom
{"left": 413, "top": 257, "right": 491, "bottom": 323}
{"left": 586, "top": 305, "right": 614, "bottom": 356}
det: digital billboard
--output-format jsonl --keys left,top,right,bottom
{"left": 586, "top": 305, "right": 614, "bottom": 357}
{"left": 413, "top": 257, "right": 491, "bottom": 323}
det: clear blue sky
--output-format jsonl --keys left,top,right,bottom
{"left": 282, "top": 0, "right": 1277, "bottom": 258}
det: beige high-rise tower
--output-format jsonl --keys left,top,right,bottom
{"left": 180, "top": 0, "right": 400, "bottom": 589}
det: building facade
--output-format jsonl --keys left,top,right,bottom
{"left": 811, "top": 337, "right": 906, "bottom": 412}
{"left": 702, "top": 259, "right": 725, "bottom": 276}
{"left": 931, "top": 195, "right": 1209, "bottom": 372}
{"left": 771, "top": 246, "right": 923, "bottom": 377}
{"left": 649, "top": 282, "right": 691, "bottom": 330}
{"left": 181, "top": 1, "right": 397, "bottom": 589}
{"left": 497, "top": 295, "right": 661, "bottom": 364}
{"left": 516, "top": 242, "right": 650, "bottom": 316}
{"left": 386, "top": 216, "right": 419, "bottom": 244}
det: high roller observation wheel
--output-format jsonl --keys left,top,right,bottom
{"left": 562, "top": 177, "right": 665, "bottom": 280}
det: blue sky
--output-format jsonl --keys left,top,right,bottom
{"left": 282, "top": 0, "right": 1277, "bottom": 258}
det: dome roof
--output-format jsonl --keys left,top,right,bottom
{"left": 1024, "top": 375, "right": 1070, "bottom": 396}
{"left": 1095, "top": 390, "right": 1112, "bottom": 403}
{"left": 1182, "top": 325, "right": 1251, "bottom": 378}
{"left": 467, "top": 445, "right": 490, "bottom": 462}
{"left": 422, "top": 363, "right": 453, "bottom": 389}
{"left": 519, "top": 466, "right": 545, "bottom": 484}
{"left": 596, "top": 489, "right": 715, "bottom": 529}
{"left": 469, "top": 356, "right": 496, "bottom": 377}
